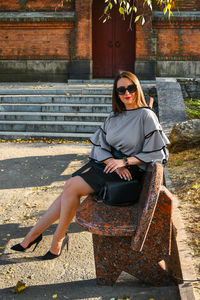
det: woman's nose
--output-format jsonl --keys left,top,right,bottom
{"left": 125, "top": 89, "right": 130, "bottom": 95}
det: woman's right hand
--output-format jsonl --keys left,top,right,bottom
{"left": 115, "top": 167, "right": 132, "bottom": 181}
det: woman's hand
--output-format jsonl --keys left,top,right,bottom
{"left": 115, "top": 167, "right": 132, "bottom": 181}
{"left": 104, "top": 158, "right": 125, "bottom": 173}
{"left": 103, "top": 158, "right": 132, "bottom": 180}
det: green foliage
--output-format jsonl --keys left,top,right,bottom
{"left": 176, "top": 159, "right": 184, "bottom": 166}
{"left": 184, "top": 99, "right": 200, "bottom": 120}
{"left": 103, "top": 0, "right": 176, "bottom": 27}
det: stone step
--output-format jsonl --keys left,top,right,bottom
{"left": 0, "top": 112, "right": 109, "bottom": 122}
{"left": 0, "top": 83, "right": 156, "bottom": 96}
{"left": 0, "top": 88, "right": 113, "bottom": 96}
{"left": 0, "top": 81, "right": 157, "bottom": 140}
{"left": 0, "top": 131, "right": 93, "bottom": 140}
{"left": 0, "top": 120, "right": 101, "bottom": 133}
{"left": 0, "top": 95, "right": 112, "bottom": 104}
{"left": 68, "top": 79, "right": 114, "bottom": 84}
{"left": 0, "top": 103, "right": 112, "bottom": 113}
{"left": 0, "top": 87, "right": 156, "bottom": 96}
{"left": 68, "top": 79, "right": 157, "bottom": 84}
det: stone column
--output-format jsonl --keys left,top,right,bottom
{"left": 69, "top": 0, "right": 92, "bottom": 79}
{"left": 135, "top": 4, "right": 156, "bottom": 80}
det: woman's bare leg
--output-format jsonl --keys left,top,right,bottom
{"left": 20, "top": 176, "right": 94, "bottom": 251}
{"left": 20, "top": 192, "right": 62, "bottom": 248}
{"left": 49, "top": 176, "right": 94, "bottom": 255}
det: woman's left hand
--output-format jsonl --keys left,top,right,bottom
{"left": 104, "top": 158, "right": 125, "bottom": 173}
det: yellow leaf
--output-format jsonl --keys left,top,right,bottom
{"left": 15, "top": 281, "right": 27, "bottom": 293}
{"left": 52, "top": 294, "right": 58, "bottom": 299}
{"left": 192, "top": 183, "right": 199, "bottom": 189}
{"left": 135, "top": 15, "right": 141, "bottom": 22}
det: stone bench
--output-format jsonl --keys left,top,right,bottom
{"left": 75, "top": 162, "right": 182, "bottom": 286}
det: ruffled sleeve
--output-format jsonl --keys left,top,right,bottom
{"left": 89, "top": 114, "right": 113, "bottom": 162}
{"left": 134, "top": 109, "right": 170, "bottom": 165}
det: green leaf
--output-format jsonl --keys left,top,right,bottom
{"left": 163, "top": 6, "right": 168, "bottom": 15}
{"left": 119, "top": 7, "right": 124, "bottom": 14}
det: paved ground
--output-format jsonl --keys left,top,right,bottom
{"left": 0, "top": 142, "right": 180, "bottom": 300}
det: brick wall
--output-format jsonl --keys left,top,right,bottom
{"left": 0, "top": 0, "right": 76, "bottom": 61}
{"left": 153, "top": 18, "right": 200, "bottom": 61}
{"left": 0, "top": 0, "right": 74, "bottom": 11}
{"left": 153, "top": 0, "right": 199, "bottom": 11}
{"left": 0, "top": 22, "right": 74, "bottom": 59}
{"left": 72, "top": 0, "right": 92, "bottom": 60}
{"left": 0, "top": 0, "right": 199, "bottom": 80}
{"left": 175, "top": 0, "right": 199, "bottom": 11}
{"left": 136, "top": 22, "right": 154, "bottom": 60}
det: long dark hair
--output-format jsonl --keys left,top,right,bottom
{"left": 112, "top": 71, "right": 148, "bottom": 114}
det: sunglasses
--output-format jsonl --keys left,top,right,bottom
{"left": 116, "top": 84, "right": 137, "bottom": 95}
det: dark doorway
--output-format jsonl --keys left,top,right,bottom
{"left": 92, "top": 0, "right": 136, "bottom": 78}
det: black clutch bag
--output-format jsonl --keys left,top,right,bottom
{"left": 102, "top": 179, "right": 141, "bottom": 207}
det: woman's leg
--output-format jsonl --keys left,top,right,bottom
{"left": 20, "top": 192, "right": 62, "bottom": 248}
{"left": 20, "top": 176, "right": 94, "bottom": 251}
{"left": 49, "top": 176, "right": 94, "bottom": 255}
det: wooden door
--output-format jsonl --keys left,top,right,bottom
{"left": 92, "top": 0, "right": 135, "bottom": 78}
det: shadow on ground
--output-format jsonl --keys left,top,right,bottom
{"left": 0, "top": 222, "right": 83, "bottom": 266}
{"left": 0, "top": 279, "right": 180, "bottom": 300}
{"left": 0, "top": 154, "right": 88, "bottom": 190}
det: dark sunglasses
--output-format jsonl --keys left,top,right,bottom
{"left": 116, "top": 84, "right": 137, "bottom": 95}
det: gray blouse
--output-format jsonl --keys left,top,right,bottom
{"left": 89, "top": 107, "right": 170, "bottom": 170}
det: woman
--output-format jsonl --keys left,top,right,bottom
{"left": 11, "top": 71, "right": 169, "bottom": 260}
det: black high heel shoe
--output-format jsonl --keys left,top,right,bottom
{"left": 40, "top": 234, "right": 69, "bottom": 260}
{"left": 11, "top": 234, "right": 43, "bottom": 252}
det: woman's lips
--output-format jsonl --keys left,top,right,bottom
{"left": 125, "top": 97, "right": 131, "bottom": 100}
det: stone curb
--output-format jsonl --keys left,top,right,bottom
{"left": 158, "top": 77, "right": 198, "bottom": 300}
{"left": 164, "top": 169, "right": 197, "bottom": 300}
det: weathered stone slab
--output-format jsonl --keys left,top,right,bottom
{"left": 156, "top": 79, "right": 187, "bottom": 136}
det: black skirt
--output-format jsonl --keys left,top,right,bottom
{"left": 72, "top": 160, "right": 145, "bottom": 195}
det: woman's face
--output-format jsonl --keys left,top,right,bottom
{"left": 116, "top": 77, "right": 138, "bottom": 110}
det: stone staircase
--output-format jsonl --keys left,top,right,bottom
{"left": 0, "top": 80, "right": 157, "bottom": 140}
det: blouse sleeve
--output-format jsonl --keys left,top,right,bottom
{"left": 89, "top": 114, "right": 113, "bottom": 162}
{"left": 134, "top": 110, "right": 170, "bottom": 165}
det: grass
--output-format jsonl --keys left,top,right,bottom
{"left": 184, "top": 98, "right": 200, "bottom": 119}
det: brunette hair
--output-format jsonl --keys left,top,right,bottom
{"left": 112, "top": 71, "right": 148, "bottom": 114}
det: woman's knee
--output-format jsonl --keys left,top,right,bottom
{"left": 63, "top": 176, "right": 93, "bottom": 197}
{"left": 64, "top": 177, "right": 76, "bottom": 191}
{"left": 63, "top": 177, "right": 82, "bottom": 196}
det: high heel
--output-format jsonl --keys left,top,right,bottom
{"left": 11, "top": 234, "right": 43, "bottom": 252}
{"left": 40, "top": 234, "right": 69, "bottom": 260}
